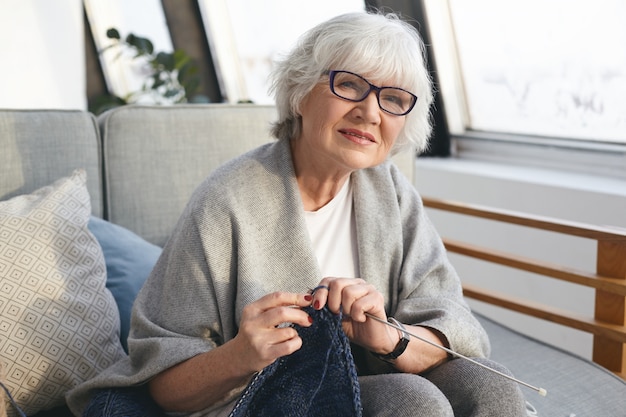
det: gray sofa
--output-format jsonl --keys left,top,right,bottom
{"left": 1, "top": 105, "right": 625, "bottom": 416}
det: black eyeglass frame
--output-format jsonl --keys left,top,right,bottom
{"left": 327, "top": 70, "right": 418, "bottom": 116}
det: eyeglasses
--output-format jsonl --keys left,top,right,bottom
{"left": 328, "top": 70, "right": 417, "bottom": 116}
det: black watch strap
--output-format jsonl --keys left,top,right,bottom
{"left": 372, "top": 317, "right": 410, "bottom": 362}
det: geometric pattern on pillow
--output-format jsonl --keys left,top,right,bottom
{"left": 0, "top": 170, "right": 126, "bottom": 416}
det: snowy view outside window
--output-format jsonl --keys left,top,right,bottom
{"left": 448, "top": 0, "right": 626, "bottom": 144}
{"left": 199, "top": 0, "right": 365, "bottom": 104}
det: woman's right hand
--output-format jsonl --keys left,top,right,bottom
{"left": 149, "top": 291, "right": 313, "bottom": 412}
{"left": 231, "top": 291, "right": 314, "bottom": 373}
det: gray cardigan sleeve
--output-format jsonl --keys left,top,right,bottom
{"left": 354, "top": 162, "right": 490, "bottom": 359}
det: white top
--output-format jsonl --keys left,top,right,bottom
{"left": 304, "top": 178, "right": 360, "bottom": 278}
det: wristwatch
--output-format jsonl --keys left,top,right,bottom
{"left": 373, "top": 317, "right": 410, "bottom": 362}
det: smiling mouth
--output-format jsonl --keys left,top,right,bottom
{"left": 340, "top": 130, "right": 375, "bottom": 143}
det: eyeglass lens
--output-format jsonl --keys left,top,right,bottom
{"left": 330, "top": 71, "right": 416, "bottom": 115}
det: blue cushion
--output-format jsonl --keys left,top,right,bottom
{"left": 88, "top": 216, "right": 162, "bottom": 352}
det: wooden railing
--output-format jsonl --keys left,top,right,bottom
{"left": 422, "top": 196, "right": 626, "bottom": 379}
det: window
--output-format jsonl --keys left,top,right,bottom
{"left": 198, "top": 0, "right": 365, "bottom": 104}
{"left": 428, "top": 0, "right": 626, "bottom": 144}
{"left": 423, "top": 0, "right": 626, "bottom": 178}
{"left": 85, "top": 0, "right": 173, "bottom": 100}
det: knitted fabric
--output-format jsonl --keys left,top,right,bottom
{"left": 229, "top": 307, "right": 362, "bottom": 417}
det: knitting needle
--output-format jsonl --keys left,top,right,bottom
{"left": 307, "top": 287, "right": 546, "bottom": 396}
{"left": 364, "top": 312, "right": 548, "bottom": 397}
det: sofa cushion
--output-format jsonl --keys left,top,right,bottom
{"left": 0, "top": 109, "right": 103, "bottom": 218}
{"left": 475, "top": 313, "right": 626, "bottom": 416}
{"left": 0, "top": 170, "right": 126, "bottom": 416}
{"left": 87, "top": 216, "right": 162, "bottom": 353}
{"left": 99, "top": 104, "right": 278, "bottom": 246}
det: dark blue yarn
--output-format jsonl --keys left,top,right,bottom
{"left": 229, "top": 306, "right": 362, "bottom": 417}
{"left": 1, "top": 380, "right": 27, "bottom": 417}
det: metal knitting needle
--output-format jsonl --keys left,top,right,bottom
{"left": 364, "top": 312, "right": 548, "bottom": 397}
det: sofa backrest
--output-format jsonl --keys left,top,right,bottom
{"left": 0, "top": 109, "right": 104, "bottom": 217}
{"left": 99, "top": 104, "right": 278, "bottom": 247}
{"left": 1, "top": 105, "right": 416, "bottom": 248}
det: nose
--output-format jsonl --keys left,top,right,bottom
{"left": 352, "top": 90, "right": 381, "bottom": 124}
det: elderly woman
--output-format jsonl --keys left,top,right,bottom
{"left": 70, "top": 11, "right": 526, "bottom": 417}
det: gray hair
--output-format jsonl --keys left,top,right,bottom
{"left": 268, "top": 11, "right": 433, "bottom": 154}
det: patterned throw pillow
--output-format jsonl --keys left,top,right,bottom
{"left": 0, "top": 170, "right": 126, "bottom": 416}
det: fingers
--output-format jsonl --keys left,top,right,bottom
{"left": 327, "top": 278, "right": 368, "bottom": 317}
{"left": 244, "top": 291, "right": 314, "bottom": 328}
{"left": 311, "top": 278, "right": 383, "bottom": 321}
{"left": 255, "top": 291, "right": 314, "bottom": 311}
{"left": 235, "top": 291, "right": 315, "bottom": 371}
{"left": 311, "top": 277, "right": 358, "bottom": 313}
{"left": 237, "top": 318, "right": 303, "bottom": 371}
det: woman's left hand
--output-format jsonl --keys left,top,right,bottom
{"left": 310, "top": 277, "right": 400, "bottom": 355}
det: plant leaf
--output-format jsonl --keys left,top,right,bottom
{"left": 126, "top": 33, "right": 154, "bottom": 55}
{"left": 173, "top": 50, "right": 191, "bottom": 69}
{"left": 89, "top": 94, "right": 126, "bottom": 115}
{"left": 151, "top": 74, "right": 166, "bottom": 89}
{"left": 164, "top": 88, "right": 182, "bottom": 98}
{"left": 183, "top": 78, "right": 201, "bottom": 97}
{"left": 156, "top": 52, "right": 176, "bottom": 72}
{"left": 106, "top": 28, "right": 121, "bottom": 40}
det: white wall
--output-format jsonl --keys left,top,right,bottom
{"left": 0, "top": 0, "right": 85, "bottom": 110}
{"left": 415, "top": 157, "right": 626, "bottom": 359}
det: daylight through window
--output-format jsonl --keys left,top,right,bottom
{"left": 446, "top": 0, "right": 626, "bottom": 144}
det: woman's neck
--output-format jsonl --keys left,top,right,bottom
{"left": 297, "top": 175, "right": 350, "bottom": 211}
{"left": 290, "top": 139, "right": 352, "bottom": 211}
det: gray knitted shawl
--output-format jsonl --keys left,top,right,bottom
{"left": 67, "top": 138, "right": 489, "bottom": 414}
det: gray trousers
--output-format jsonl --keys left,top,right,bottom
{"left": 84, "top": 358, "right": 526, "bottom": 417}
{"left": 359, "top": 358, "right": 527, "bottom": 417}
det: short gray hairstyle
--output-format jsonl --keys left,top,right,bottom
{"left": 268, "top": 11, "right": 433, "bottom": 154}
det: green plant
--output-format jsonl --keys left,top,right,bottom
{"left": 90, "top": 28, "right": 208, "bottom": 115}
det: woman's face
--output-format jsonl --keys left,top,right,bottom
{"left": 294, "top": 73, "right": 407, "bottom": 176}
